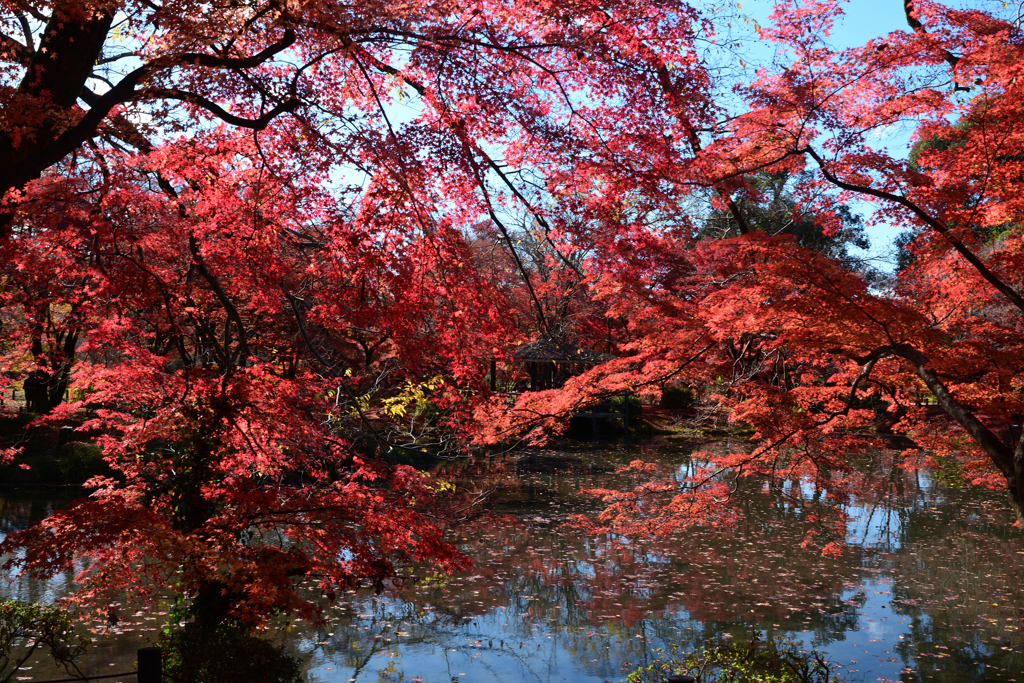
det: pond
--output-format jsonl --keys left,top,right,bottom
{"left": 2, "top": 440, "right": 1023, "bottom": 683}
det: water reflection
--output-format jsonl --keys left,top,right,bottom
{"left": 2, "top": 448, "right": 1023, "bottom": 683}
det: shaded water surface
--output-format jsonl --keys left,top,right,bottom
{"left": 2, "top": 445, "right": 1023, "bottom": 683}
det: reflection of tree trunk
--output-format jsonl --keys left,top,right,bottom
{"left": 894, "top": 464, "right": 910, "bottom": 547}
{"left": 1007, "top": 450, "right": 1024, "bottom": 526}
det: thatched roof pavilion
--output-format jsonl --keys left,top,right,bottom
{"left": 488, "top": 338, "right": 614, "bottom": 392}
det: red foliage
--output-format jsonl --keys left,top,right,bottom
{"left": 477, "top": 0, "right": 1024, "bottom": 540}
{"left": 2, "top": 0, "right": 1024, "bottom": 625}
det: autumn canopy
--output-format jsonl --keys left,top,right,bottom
{"left": 1, "top": 0, "right": 1023, "bottom": 628}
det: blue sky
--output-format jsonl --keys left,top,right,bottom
{"left": 732, "top": 1, "right": 910, "bottom": 262}
{"left": 733, "top": 1, "right": 982, "bottom": 264}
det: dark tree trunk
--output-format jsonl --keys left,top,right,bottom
{"left": 22, "top": 367, "right": 70, "bottom": 414}
{"left": 1009, "top": 439, "right": 1024, "bottom": 527}
{"left": 24, "top": 323, "right": 78, "bottom": 414}
{"left": 192, "top": 580, "right": 238, "bottom": 633}
{"left": 0, "top": 3, "right": 115, "bottom": 231}
{"left": 893, "top": 344, "right": 1024, "bottom": 529}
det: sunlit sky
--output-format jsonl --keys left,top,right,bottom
{"left": 736, "top": 0, "right": 1000, "bottom": 264}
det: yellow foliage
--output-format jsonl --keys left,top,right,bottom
{"left": 380, "top": 376, "right": 444, "bottom": 418}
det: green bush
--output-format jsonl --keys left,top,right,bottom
{"left": 661, "top": 384, "right": 694, "bottom": 409}
{"left": 160, "top": 624, "right": 304, "bottom": 683}
{"left": 610, "top": 393, "right": 644, "bottom": 416}
{"left": 626, "top": 634, "right": 841, "bottom": 683}
{"left": 0, "top": 599, "right": 89, "bottom": 683}
{"left": 58, "top": 441, "right": 107, "bottom": 482}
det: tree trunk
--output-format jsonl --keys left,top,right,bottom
{"left": 192, "top": 580, "right": 238, "bottom": 633}
{"left": 0, "top": 3, "right": 114, "bottom": 232}
{"left": 886, "top": 344, "right": 1024, "bottom": 529}
{"left": 1010, "top": 439, "right": 1024, "bottom": 527}
{"left": 22, "top": 367, "right": 70, "bottom": 414}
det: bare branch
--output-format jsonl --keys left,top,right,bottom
{"left": 14, "top": 9, "right": 33, "bottom": 51}
{"left": 143, "top": 88, "right": 300, "bottom": 129}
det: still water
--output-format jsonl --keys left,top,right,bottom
{"left": 2, "top": 443, "right": 1023, "bottom": 683}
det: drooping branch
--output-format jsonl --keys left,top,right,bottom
{"left": 337, "top": 34, "right": 559, "bottom": 336}
{"left": 856, "top": 344, "right": 1015, "bottom": 478}
{"left": 472, "top": 170, "right": 552, "bottom": 337}
{"left": 804, "top": 146, "right": 1024, "bottom": 317}
{"left": 655, "top": 58, "right": 751, "bottom": 234}
{"left": 480, "top": 156, "right": 586, "bottom": 278}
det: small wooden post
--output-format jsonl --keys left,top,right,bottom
{"left": 137, "top": 646, "right": 162, "bottom": 683}
{"left": 623, "top": 394, "right": 630, "bottom": 442}
{"left": 490, "top": 358, "right": 497, "bottom": 392}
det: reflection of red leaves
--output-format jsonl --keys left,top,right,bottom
{"left": 821, "top": 542, "right": 843, "bottom": 558}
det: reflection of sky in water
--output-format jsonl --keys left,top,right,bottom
{"left": 798, "top": 578, "right": 911, "bottom": 683}
{"left": 2, "top": 456, "right": 1022, "bottom": 683}
{"left": 298, "top": 579, "right": 913, "bottom": 683}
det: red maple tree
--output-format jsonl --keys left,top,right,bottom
{"left": 0, "top": 0, "right": 718, "bottom": 625}
{"left": 3, "top": 0, "right": 1024, "bottom": 632}
{"left": 481, "top": 0, "right": 1024, "bottom": 540}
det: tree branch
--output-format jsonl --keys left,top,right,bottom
{"left": 654, "top": 65, "right": 751, "bottom": 235}
{"left": 903, "top": 0, "right": 961, "bottom": 69}
{"left": 860, "top": 344, "right": 1015, "bottom": 478}
{"left": 172, "top": 28, "right": 296, "bottom": 69}
{"left": 283, "top": 289, "right": 396, "bottom": 464}
{"left": 187, "top": 236, "right": 251, "bottom": 366}
{"left": 142, "top": 88, "right": 301, "bottom": 129}
{"left": 0, "top": 30, "right": 32, "bottom": 64}
{"left": 804, "top": 145, "right": 1024, "bottom": 316}
{"left": 1, "top": 27, "right": 297, "bottom": 218}
{"left": 14, "top": 9, "right": 34, "bottom": 51}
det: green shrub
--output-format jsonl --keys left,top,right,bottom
{"left": 160, "top": 624, "right": 304, "bottom": 683}
{"left": 661, "top": 384, "right": 694, "bottom": 409}
{"left": 610, "top": 393, "right": 644, "bottom": 416}
{"left": 0, "top": 599, "right": 89, "bottom": 683}
{"left": 626, "top": 634, "right": 841, "bottom": 683}
{"left": 58, "top": 441, "right": 107, "bottom": 482}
